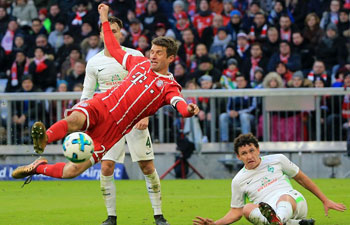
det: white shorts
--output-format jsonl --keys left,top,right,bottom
{"left": 102, "top": 127, "right": 154, "bottom": 163}
{"left": 266, "top": 189, "right": 308, "bottom": 220}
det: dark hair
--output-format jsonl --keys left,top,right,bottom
{"left": 151, "top": 36, "right": 178, "bottom": 57}
{"left": 99, "top": 16, "right": 123, "bottom": 32}
{"left": 234, "top": 133, "right": 259, "bottom": 154}
{"left": 32, "top": 18, "right": 41, "bottom": 24}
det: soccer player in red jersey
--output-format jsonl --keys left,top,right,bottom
{"left": 12, "top": 4, "right": 199, "bottom": 185}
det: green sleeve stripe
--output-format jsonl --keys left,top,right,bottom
{"left": 295, "top": 196, "right": 304, "bottom": 203}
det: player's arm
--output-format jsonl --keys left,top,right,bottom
{"left": 193, "top": 208, "right": 243, "bottom": 225}
{"left": 134, "top": 117, "right": 149, "bottom": 130}
{"left": 81, "top": 60, "right": 97, "bottom": 101}
{"left": 175, "top": 100, "right": 199, "bottom": 117}
{"left": 293, "top": 170, "right": 347, "bottom": 215}
{"left": 99, "top": 4, "right": 126, "bottom": 65}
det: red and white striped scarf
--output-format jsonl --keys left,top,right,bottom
{"left": 249, "top": 24, "right": 268, "bottom": 39}
{"left": 279, "top": 54, "right": 290, "bottom": 64}
{"left": 34, "top": 57, "right": 47, "bottom": 73}
{"left": 250, "top": 56, "right": 261, "bottom": 81}
{"left": 237, "top": 44, "right": 249, "bottom": 57}
{"left": 11, "top": 58, "right": 30, "bottom": 86}
{"left": 131, "top": 30, "right": 142, "bottom": 48}
{"left": 71, "top": 11, "right": 87, "bottom": 26}
{"left": 136, "top": 0, "right": 148, "bottom": 17}
{"left": 307, "top": 71, "right": 327, "bottom": 81}
{"left": 280, "top": 28, "right": 291, "bottom": 42}
{"left": 176, "top": 20, "right": 190, "bottom": 31}
{"left": 184, "top": 43, "right": 194, "bottom": 67}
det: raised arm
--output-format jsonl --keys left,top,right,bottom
{"left": 98, "top": 4, "right": 126, "bottom": 65}
{"left": 293, "top": 170, "right": 347, "bottom": 216}
{"left": 175, "top": 101, "right": 199, "bottom": 118}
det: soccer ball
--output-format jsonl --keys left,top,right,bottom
{"left": 62, "top": 132, "right": 94, "bottom": 163}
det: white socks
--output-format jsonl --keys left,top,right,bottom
{"left": 144, "top": 169, "right": 162, "bottom": 215}
{"left": 249, "top": 207, "right": 269, "bottom": 225}
{"left": 276, "top": 201, "right": 293, "bottom": 223}
{"left": 100, "top": 174, "right": 116, "bottom": 216}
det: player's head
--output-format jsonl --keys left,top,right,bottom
{"left": 234, "top": 133, "right": 261, "bottom": 169}
{"left": 150, "top": 36, "right": 178, "bottom": 73}
{"left": 100, "top": 16, "right": 123, "bottom": 42}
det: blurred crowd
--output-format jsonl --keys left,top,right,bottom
{"left": 1, "top": 0, "right": 350, "bottom": 143}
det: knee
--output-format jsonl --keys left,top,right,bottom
{"left": 62, "top": 164, "right": 81, "bottom": 178}
{"left": 220, "top": 113, "right": 228, "bottom": 123}
{"left": 242, "top": 203, "right": 258, "bottom": 219}
{"left": 101, "top": 160, "right": 115, "bottom": 176}
{"left": 65, "top": 112, "right": 86, "bottom": 132}
{"left": 138, "top": 160, "right": 154, "bottom": 175}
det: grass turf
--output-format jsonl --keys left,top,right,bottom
{"left": 0, "top": 179, "right": 349, "bottom": 225}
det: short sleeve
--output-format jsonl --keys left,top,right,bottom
{"left": 81, "top": 60, "right": 97, "bottom": 100}
{"left": 278, "top": 154, "right": 299, "bottom": 178}
{"left": 230, "top": 179, "right": 245, "bottom": 208}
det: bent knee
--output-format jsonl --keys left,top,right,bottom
{"left": 65, "top": 111, "right": 86, "bottom": 132}
{"left": 101, "top": 160, "right": 116, "bottom": 176}
{"left": 138, "top": 160, "right": 154, "bottom": 175}
{"left": 242, "top": 203, "right": 259, "bottom": 219}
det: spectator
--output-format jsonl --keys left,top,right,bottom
{"left": 135, "top": 0, "right": 148, "bottom": 17}
{"left": 48, "top": 18, "right": 67, "bottom": 53}
{"left": 278, "top": 14, "right": 297, "bottom": 42}
{"left": 169, "top": 0, "right": 186, "bottom": 26}
{"left": 65, "top": 59, "right": 85, "bottom": 91}
{"left": 292, "top": 31, "right": 314, "bottom": 72}
{"left": 250, "top": 67, "right": 264, "bottom": 88}
{"left": 173, "top": 62, "right": 188, "bottom": 87}
{"left": 139, "top": 0, "right": 168, "bottom": 34}
{"left": 171, "top": 11, "right": 195, "bottom": 42}
{"left": 287, "top": 70, "right": 313, "bottom": 88}
{"left": 268, "top": 0, "right": 286, "bottom": 26}
{"left": 60, "top": 46, "right": 82, "bottom": 80}
{"left": 217, "top": 43, "right": 240, "bottom": 71}
{"left": 262, "top": 26, "right": 280, "bottom": 58}
{"left": 128, "top": 18, "right": 144, "bottom": 48}
{"left": 267, "top": 40, "right": 301, "bottom": 72}
{"left": 275, "top": 61, "right": 293, "bottom": 84}
{"left": 333, "top": 66, "right": 350, "bottom": 87}
{"left": 5, "top": 50, "right": 30, "bottom": 92}
{"left": 197, "top": 74, "right": 216, "bottom": 141}
{"left": 28, "top": 46, "right": 56, "bottom": 92}
{"left": 338, "top": 9, "right": 350, "bottom": 39}
{"left": 209, "top": 27, "right": 231, "bottom": 59}
{"left": 0, "top": 46, "right": 5, "bottom": 75}
{"left": 1, "top": 20, "right": 21, "bottom": 56}
{"left": 192, "top": 0, "right": 215, "bottom": 38}
{"left": 247, "top": 12, "right": 268, "bottom": 43}
{"left": 45, "top": 3, "right": 66, "bottom": 32}
{"left": 221, "top": 0, "right": 234, "bottom": 25}
{"left": 320, "top": 0, "right": 341, "bottom": 30}
{"left": 307, "top": 60, "right": 329, "bottom": 85}
{"left": 233, "top": 0, "right": 248, "bottom": 15}
{"left": 315, "top": 23, "right": 348, "bottom": 72}
{"left": 135, "top": 34, "right": 149, "bottom": 55}
{"left": 69, "top": 0, "right": 94, "bottom": 31}
{"left": 38, "top": 8, "right": 49, "bottom": 32}
{"left": 12, "top": 74, "right": 42, "bottom": 144}
{"left": 202, "top": 14, "right": 225, "bottom": 48}
{"left": 226, "top": 9, "right": 243, "bottom": 42}
{"left": 11, "top": 0, "right": 38, "bottom": 27}
{"left": 191, "top": 54, "right": 221, "bottom": 83}
{"left": 220, "top": 58, "right": 240, "bottom": 89}
{"left": 178, "top": 28, "right": 198, "bottom": 68}
{"left": 75, "top": 19, "right": 95, "bottom": 41}
{"left": 235, "top": 32, "right": 250, "bottom": 61}
{"left": 81, "top": 32, "right": 102, "bottom": 62}
{"left": 12, "top": 34, "right": 28, "bottom": 54}
{"left": 189, "top": 43, "right": 208, "bottom": 73}
{"left": 219, "top": 74, "right": 256, "bottom": 141}
{"left": 287, "top": 0, "right": 308, "bottom": 30}
{"left": 241, "top": 42, "right": 268, "bottom": 83}
{"left": 302, "top": 13, "right": 324, "bottom": 50}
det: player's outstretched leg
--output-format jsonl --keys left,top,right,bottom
{"left": 12, "top": 157, "right": 48, "bottom": 178}
{"left": 32, "top": 121, "right": 48, "bottom": 154}
{"left": 100, "top": 216, "right": 116, "bottom": 225}
{"left": 259, "top": 202, "right": 283, "bottom": 225}
{"left": 154, "top": 215, "right": 170, "bottom": 225}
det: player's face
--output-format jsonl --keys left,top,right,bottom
{"left": 150, "top": 45, "right": 174, "bottom": 73}
{"left": 100, "top": 22, "right": 121, "bottom": 43}
{"left": 237, "top": 144, "right": 261, "bottom": 170}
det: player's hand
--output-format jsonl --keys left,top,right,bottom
{"left": 193, "top": 216, "right": 215, "bottom": 225}
{"left": 187, "top": 103, "right": 199, "bottom": 115}
{"left": 134, "top": 117, "right": 149, "bottom": 130}
{"left": 323, "top": 199, "right": 347, "bottom": 216}
{"left": 98, "top": 3, "right": 109, "bottom": 22}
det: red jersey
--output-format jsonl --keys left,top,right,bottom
{"left": 99, "top": 21, "right": 189, "bottom": 136}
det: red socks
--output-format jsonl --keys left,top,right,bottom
{"left": 46, "top": 120, "right": 68, "bottom": 143}
{"left": 36, "top": 163, "right": 66, "bottom": 178}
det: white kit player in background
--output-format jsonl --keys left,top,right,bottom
{"left": 81, "top": 16, "right": 169, "bottom": 225}
{"left": 193, "top": 134, "right": 346, "bottom": 225}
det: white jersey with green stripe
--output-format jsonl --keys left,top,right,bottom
{"left": 81, "top": 47, "right": 143, "bottom": 100}
{"left": 230, "top": 154, "right": 299, "bottom": 208}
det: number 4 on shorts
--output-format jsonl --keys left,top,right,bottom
{"left": 146, "top": 137, "right": 151, "bottom": 148}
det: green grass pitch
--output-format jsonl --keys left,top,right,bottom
{"left": 1, "top": 179, "right": 349, "bottom": 225}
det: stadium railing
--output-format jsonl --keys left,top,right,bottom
{"left": 0, "top": 88, "right": 349, "bottom": 151}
